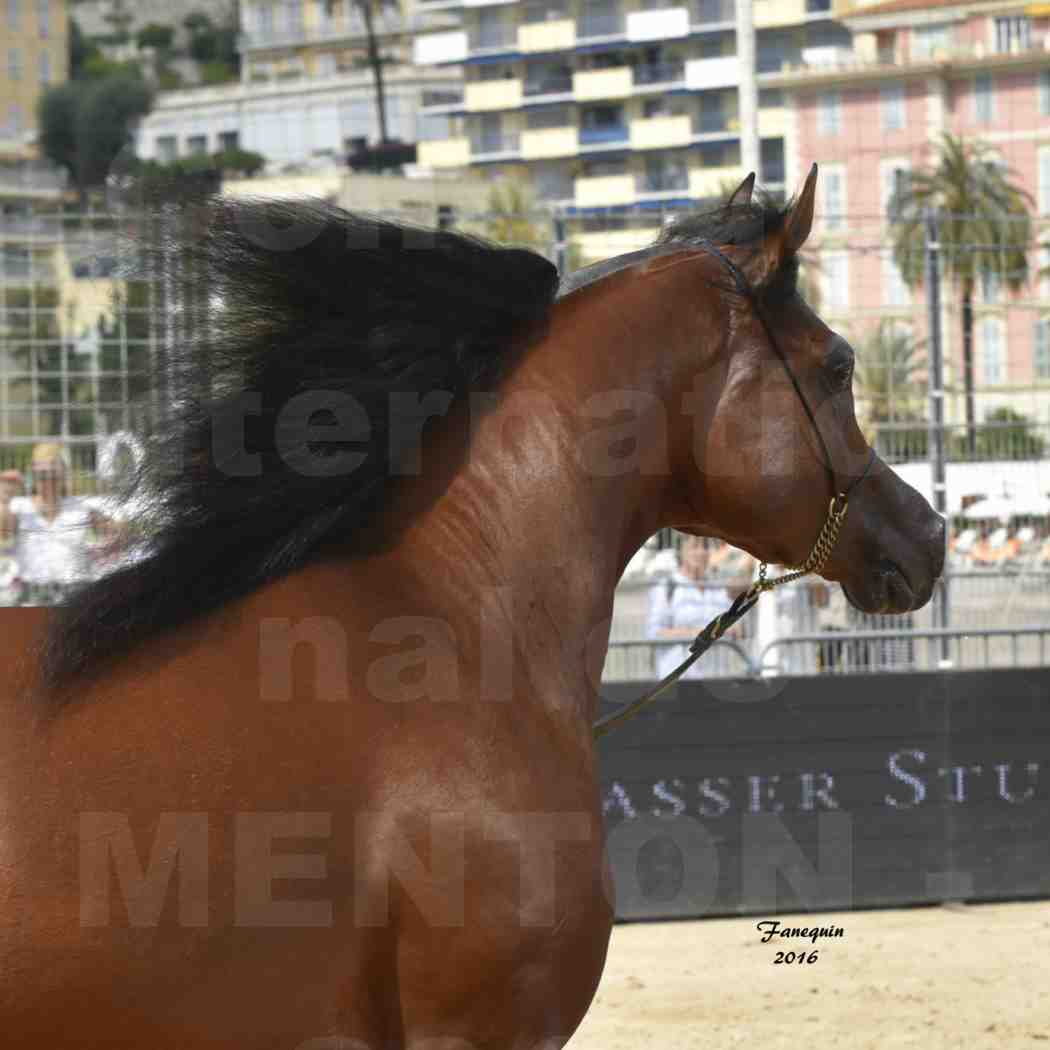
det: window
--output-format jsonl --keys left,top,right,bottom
{"left": 7, "top": 48, "right": 19, "bottom": 80}
{"left": 526, "top": 105, "right": 569, "bottom": 129}
{"left": 881, "top": 159, "right": 911, "bottom": 221}
{"left": 822, "top": 167, "right": 845, "bottom": 230}
{"left": 258, "top": 3, "right": 275, "bottom": 36}
{"left": 5, "top": 102, "right": 22, "bottom": 137}
{"left": 881, "top": 84, "right": 904, "bottom": 132}
{"left": 283, "top": 0, "right": 302, "bottom": 34}
{"left": 36, "top": 0, "right": 46, "bottom": 37}
{"left": 994, "top": 16, "right": 1031, "bottom": 54}
{"left": 882, "top": 252, "right": 909, "bottom": 307}
{"left": 1039, "top": 148, "right": 1050, "bottom": 215}
{"left": 817, "top": 91, "right": 840, "bottom": 136}
{"left": 218, "top": 130, "right": 239, "bottom": 152}
{"left": 1041, "top": 71, "right": 1050, "bottom": 118}
{"left": 38, "top": 50, "right": 49, "bottom": 84}
{"left": 980, "top": 318, "right": 1004, "bottom": 384}
{"left": 6, "top": 1, "right": 17, "bottom": 29}
{"left": 1040, "top": 243, "right": 1050, "bottom": 299}
{"left": 974, "top": 73, "right": 994, "bottom": 124}
{"left": 156, "top": 135, "right": 178, "bottom": 162}
{"left": 186, "top": 135, "right": 208, "bottom": 155}
{"left": 979, "top": 266, "right": 1000, "bottom": 304}
{"left": 912, "top": 23, "right": 950, "bottom": 60}
{"left": 823, "top": 251, "right": 849, "bottom": 310}
{"left": 316, "top": 52, "right": 336, "bottom": 76}
{"left": 1035, "top": 319, "right": 1050, "bottom": 380}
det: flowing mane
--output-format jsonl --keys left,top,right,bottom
{"left": 41, "top": 191, "right": 796, "bottom": 698}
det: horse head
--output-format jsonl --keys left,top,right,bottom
{"left": 653, "top": 165, "right": 944, "bottom": 614}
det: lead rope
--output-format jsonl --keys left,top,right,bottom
{"left": 591, "top": 493, "right": 851, "bottom": 740}
{"left": 592, "top": 239, "right": 875, "bottom": 741}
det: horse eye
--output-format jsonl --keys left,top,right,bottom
{"left": 828, "top": 356, "right": 854, "bottom": 390}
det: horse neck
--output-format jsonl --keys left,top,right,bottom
{"left": 396, "top": 254, "right": 719, "bottom": 723}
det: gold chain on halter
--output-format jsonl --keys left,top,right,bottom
{"left": 748, "top": 493, "right": 851, "bottom": 597}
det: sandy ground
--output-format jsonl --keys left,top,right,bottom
{"left": 569, "top": 900, "right": 1050, "bottom": 1050}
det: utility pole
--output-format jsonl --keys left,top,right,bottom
{"left": 924, "top": 207, "right": 951, "bottom": 660}
{"left": 736, "top": 0, "right": 760, "bottom": 180}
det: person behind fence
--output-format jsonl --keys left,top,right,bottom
{"left": 646, "top": 537, "right": 751, "bottom": 680}
{"left": 0, "top": 444, "right": 125, "bottom": 605}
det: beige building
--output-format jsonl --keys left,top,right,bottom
{"left": 1, "top": 0, "right": 69, "bottom": 155}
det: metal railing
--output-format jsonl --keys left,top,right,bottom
{"left": 602, "top": 626, "right": 1050, "bottom": 681}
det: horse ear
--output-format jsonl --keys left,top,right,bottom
{"left": 743, "top": 163, "right": 818, "bottom": 289}
{"left": 727, "top": 172, "right": 755, "bottom": 207}
{"left": 784, "top": 162, "right": 818, "bottom": 256}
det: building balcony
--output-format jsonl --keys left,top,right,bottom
{"left": 574, "top": 67, "right": 633, "bottom": 101}
{"left": 630, "top": 114, "right": 692, "bottom": 150}
{"left": 469, "top": 132, "right": 522, "bottom": 160}
{"left": 518, "top": 19, "right": 576, "bottom": 53}
{"left": 636, "top": 170, "right": 690, "bottom": 195}
{"left": 467, "top": 30, "right": 518, "bottom": 54}
{"left": 521, "top": 126, "right": 578, "bottom": 159}
{"left": 413, "top": 30, "right": 468, "bottom": 65}
{"left": 575, "top": 173, "right": 636, "bottom": 207}
{"left": 579, "top": 124, "right": 630, "bottom": 147}
{"left": 577, "top": 12, "right": 625, "bottom": 40}
{"left": 633, "top": 62, "right": 686, "bottom": 88}
{"left": 626, "top": 6, "right": 690, "bottom": 42}
{"left": 754, "top": 0, "right": 807, "bottom": 27}
{"left": 464, "top": 78, "right": 523, "bottom": 111}
{"left": 417, "top": 137, "right": 471, "bottom": 168}
{"left": 689, "top": 164, "right": 745, "bottom": 199}
{"left": 522, "top": 73, "right": 574, "bottom": 99}
{"left": 685, "top": 55, "right": 739, "bottom": 90}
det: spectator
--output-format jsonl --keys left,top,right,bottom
{"left": 0, "top": 443, "right": 125, "bottom": 605}
{"left": 646, "top": 537, "right": 753, "bottom": 680}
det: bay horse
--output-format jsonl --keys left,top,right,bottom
{"left": 0, "top": 166, "right": 944, "bottom": 1049}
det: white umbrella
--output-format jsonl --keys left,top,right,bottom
{"left": 961, "top": 493, "right": 1050, "bottom": 521}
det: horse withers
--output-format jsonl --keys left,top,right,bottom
{"left": 0, "top": 166, "right": 943, "bottom": 1049}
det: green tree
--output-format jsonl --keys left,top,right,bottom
{"left": 483, "top": 179, "right": 549, "bottom": 253}
{"left": 949, "top": 406, "right": 1045, "bottom": 460}
{"left": 38, "top": 74, "right": 154, "bottom": 209}
{"left": 855, "top": 321, "right": 929, "bottom": 460}
{"left": 69, "top": 18, "right": 102, "bottom": 79}
{"left": 887, "top": 132, "right": 1032, "bottom": 456}
{"left": 136, "top": 23, "right": 175, "bottom": 52}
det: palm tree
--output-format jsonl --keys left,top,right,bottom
{"left": 854, "top": 321, "right": 928, "bottom": 459}
{"left": 887, "top": 132, "right": 1032, "bottom": 455}
{"left": 325, "top": 0, "right": 396, "bottom": 150}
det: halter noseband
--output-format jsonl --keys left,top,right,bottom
{"left": 592, "top": 240, "right": 877, "bottom": 740}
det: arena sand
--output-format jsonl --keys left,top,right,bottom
{"left": 569, "top": 900, "right": 1050, "bottom": 1049}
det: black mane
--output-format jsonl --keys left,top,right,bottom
{"left": 41, "top": 198, "right": 558, "bottom": 697}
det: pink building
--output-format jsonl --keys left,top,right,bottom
{"left": 767, "top": 0, "right": 1050, "bottom": 437}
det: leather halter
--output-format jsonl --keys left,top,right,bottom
{"left": 593, "top": 240, "right": 877, "bottom": 740}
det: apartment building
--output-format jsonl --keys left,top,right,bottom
{"left": 138, "top": 0, "right": 461, "bottom": 170}
{"left": 765, "top": 0, "right": 1050, "bottom": 425}
{"left": 411, "top": 0, "right": 849, "bottom": 260}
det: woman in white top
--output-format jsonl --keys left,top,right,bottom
{"left": 0, "top": 443, "right": 125, "bottom": 605}
{"left": 646, "top": 537, "right": 754, "bottom": 680}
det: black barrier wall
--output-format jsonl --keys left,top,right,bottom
{"left": 596, "top": 670, "right": 1050, "bottom": 920}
